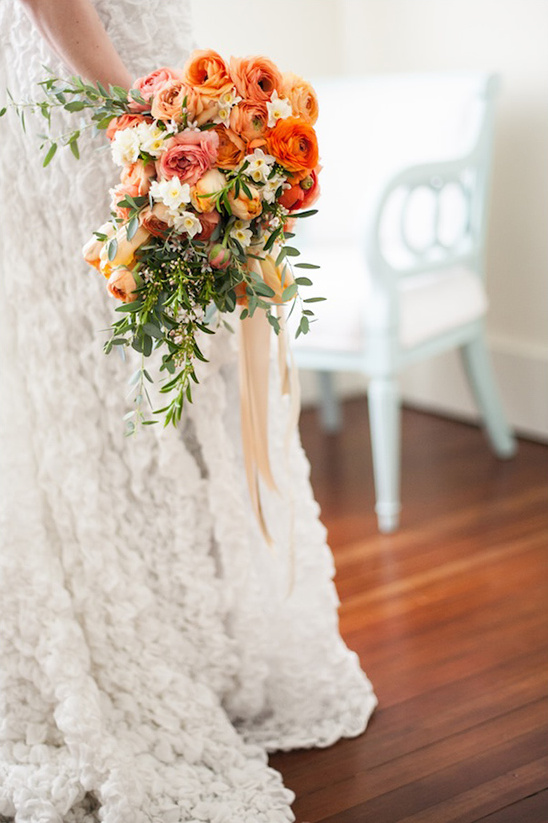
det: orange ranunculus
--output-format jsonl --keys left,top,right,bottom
{"left": 229, "top": 55, "right": 283, "bottom": 105}
{"left": 266, "top": 117, "right": 319, "bottom": 173}
{"left": 150, "top": 80, "right": 186, "bottom": 122}
{"left": 282, "top": 72, "right": 319, "bottom": 125}
{"left": 106, "top": 113, "right": 150, "bottom": 141}
{"left": 181, "top": 49, "right": 233, "bottom": 99}
{"left": 229, "top": 101, "right": 269, "bottom": 142}
{"left": 213, "top": 125, "right": 246, "bottom": 170}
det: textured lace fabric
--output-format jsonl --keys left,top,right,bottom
{"left": 0, "top": 1, "right": 376, "bottom": 821}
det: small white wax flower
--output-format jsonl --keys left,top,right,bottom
{"left": 150, "top": 178, "right": 191, "bottom": 210}
{"left": 266, "top": 90, "right": 293, "bottom": 128}
{"left": 172, "top": 211, "right": 202, "bottom": 238}
{"left": 137, "top": 122, "right": 167, "bottom": 157}
{"left": 244, "top": 148, "right": 276, "bottom": 184}
{"left": 111, "top": 129, "right": 141, "bottom": 166}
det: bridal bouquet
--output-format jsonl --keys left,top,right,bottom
{"left": 4, "top": 50, "right": 322, "bottom": 431}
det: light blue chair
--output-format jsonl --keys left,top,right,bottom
{"left": 292, "top": 72, "right": 516, "bottom": 532}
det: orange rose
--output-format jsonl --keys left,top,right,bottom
{"left": 213, "top": 125, "right": 246, "bottom": 170}
{"left": 107, "top": 267, "right": 140, "bottom": 303}
{"left": 120, "top": 160, "right": 156, "bottom": 196}
{"left": 128, "top": 67, "right": 182, "bottom": 112}
{"left": 282, "top": 72, "right": 319, "bottom": 125}
{"left": 150, "top": 80, "right": 186, "bottom": 122}
{"left": 229, "top": 55, "right": 283, "bottom": 104}
{"left": 106, "top": 113, "right": 150, "bottom": 141}
{"left": 229, "top": 101, "right": 269, "bottom": 142}
{"left": 182, "top": 86, "right": 219, "bottom": 126}
{"left": 266, "top": 117, "right": 319, "bottom": 173}
{"left": 181, "top": 49, "right": 233, "bottom": 99}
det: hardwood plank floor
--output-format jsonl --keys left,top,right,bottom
{"left": 270, "top": 400, "right": 548, "bottom": 823}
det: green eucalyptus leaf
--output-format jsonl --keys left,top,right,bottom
{"left": 42, "top": 142, "right": 57, "bottom": 167}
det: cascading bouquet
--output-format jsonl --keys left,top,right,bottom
{"left": 3, "top": 49, "right": 322, "bottom": 432}
{"left": 2, "top": 49, "right": 323, "bottom": 539}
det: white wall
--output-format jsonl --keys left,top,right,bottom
{"left": 190, "top": 0, "right": 548, "bottom": 440}
{"left": 340, "top": 0, "right": 548, "bottom": 440}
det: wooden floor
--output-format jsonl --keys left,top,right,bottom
{"left": 270, "top": 400, "right": 548, "bottom": 823}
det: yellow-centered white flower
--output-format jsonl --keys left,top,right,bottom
{"left": 150, "top": 177, "right": 191, "bottom": 210}
{"left": 266, "top": 90, "right": 293, "bottom": 128}
{"left": 172, "top": 211, "right": 202, "bottom": 238}
{"left": 243, "top": 148, "right": 276, "bottom": 184}
{"left": 136, "top": 122, "right": 168, "bottom": 157}
{"left": 230, "top": 219, "right": 253, "bottom": 248}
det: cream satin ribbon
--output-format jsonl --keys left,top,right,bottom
{"left": 238, "top": 259, "right": 301, "bottom": 549}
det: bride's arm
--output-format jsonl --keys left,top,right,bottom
{"left": 19, "top": 0, "right": 133, "bottom": 88}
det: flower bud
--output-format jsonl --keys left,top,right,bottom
{"left": 208, "top": 244, "right": 232, "bottom": 270}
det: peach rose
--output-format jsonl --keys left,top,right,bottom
{"left": 82, "top": 222, "right": 115, "bottom": 270}
{"left": 195, "top": 208, "right": 221, "bottom": 241}
{"left": 227, "top": 184, "right": 262, "bottom": 220}
{"left": 282, "top": 72, "right": 319, "bottom": 125}
{"left": 139, "top": 203, "right": 172, "bottom": 238}
{"left": 106, "top": 113, "right": 151, "bottom": 141}
{"left": 181, "top": 50, "right": 233, "bottom": 99}
{"left": 110, "top": 182, "right": 141, "bottom": 221}
{"left": 229, "top": 102, "right": 269, "bottom": 142}
{"left": 107, "top": 267, "right": 140, "bottom": 303}
{"left": 229, "top": 56, "right": 283, "bottom": 104}
{"left": 99, "top": 225, "right": 150, "bottom": 276}
{"left": 128, "top": 67, "right": 183, "bottom": 112}
{"left": 150, "top": 80, "right": 186, "bottom": 122}
{"left": 279, "top": 166, "right": 321, "bottom": 212}
{"left": 182, "top": 86, "right": 219, "bottom": 126}
{"left": 157, "top": 130, "right": 219, "bottom": 185}
{"left": 213, "top": 125, "right": 246, "bottom": 170}
{"left": 120, "top": 160, "right": 156, "bottom": 196}
{"left": 267, "top": 117, "right": 319, "bottom": 173}
{"left": 190, "top": 168, "right": 226, "bottom": 213}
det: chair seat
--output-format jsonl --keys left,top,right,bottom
{"left": 292, "top": 244, "right": 488, "bottom": 353}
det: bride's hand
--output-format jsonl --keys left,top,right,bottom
{"left": 19, "top": 0, "right": 133, "bottom": 89}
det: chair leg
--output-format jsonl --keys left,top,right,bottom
{"left": 460, "top": 334, "right": 517, "bottom": 458}
{"left": 317, "top": 370, "right": 342, "bottom": 432}
{"left": 367, "top": 376, "right": 401, "bottom": 533}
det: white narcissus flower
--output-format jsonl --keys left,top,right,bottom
{"left": 219, "top": 88, "right": 242, "bottom": 108}
{"left": 230, "top": 219, "right": 253, "bottom": 248}
{"left": 172, "top": 211, "right": 202, "bottom": 238}
{"left": 243, "top": 148, "right": 276, "bottom": 184}
{"left": 136, "top": 122, "right": 168, "bottom": 157}
{"left": 150, "top": 177, "right": 191, "bottom": 210}
{"left": 266, "top": 90, "right": 293, "bottom": 128}
{"left": 261, "top": 175, "right": 285, "bottom": 204}
{"left": 111, "top": 129, "right": 141, "bottom": 166}
{"left": 213, "top": 105, "right": 232, "bottom": 127}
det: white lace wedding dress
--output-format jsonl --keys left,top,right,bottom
{"left": 0, "top": 1, "right": 376, "bottom": 821}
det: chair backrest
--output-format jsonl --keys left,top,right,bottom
{"left": 299, "top": 71, "right": 499, "bottom": 274}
